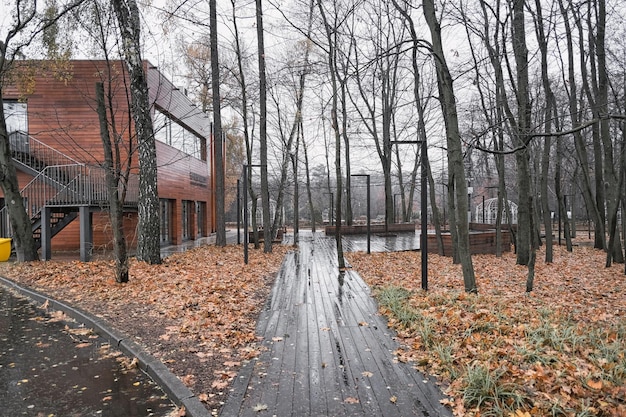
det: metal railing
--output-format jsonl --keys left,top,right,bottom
{"left": 0, "top": 132, "right": 139, "bottom": 237}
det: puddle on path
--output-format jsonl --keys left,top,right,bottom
{"left": 0, "top": 286, "right": 176, "bottom": 417}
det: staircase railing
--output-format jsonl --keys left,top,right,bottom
{"left": 0, "top": 132, "right": 139, "bottom": 238}
{"left": 10, "top": 130, "right": 83, "bottom": 169}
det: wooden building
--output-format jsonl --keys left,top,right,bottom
{"left": 1, "top": 60, "right": 215, "bottom": 259}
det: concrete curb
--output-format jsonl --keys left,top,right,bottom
{"left": 0, "top": 276, "right": 210, "bottom": 417}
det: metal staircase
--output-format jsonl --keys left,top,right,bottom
{"left": 1, "top": 131, "right": 138, "bottom": 249}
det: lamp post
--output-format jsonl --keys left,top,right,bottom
{"left": 351, "top": 174, "right": 371, "bottom": 254}
{"left": 391, "top": 140, "right": 428, "bottom": 291}
{"left": 393, "top": 193, "right": 401, "bottom": 224}
{"left": 237, "top": 179, "right": 241, "bottom": 244}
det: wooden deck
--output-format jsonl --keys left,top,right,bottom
{"left": 221, "top": 233, "right": 452, "bottom": 417}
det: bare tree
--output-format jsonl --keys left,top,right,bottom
{"left": 317, "top": 0, "right": 346, "bottom": 270}
{"left": 422, "top": 0, "right": 476, "bottom": 292}
{"left": 0, "top": 0, "right": 84, "bottom": 262}
{"left": 111, "top": 0, "right": 161, "bottom": 264}
{"left": 96, "top": 81, "right": 129, "bottom": 282}
{"left": 256, "top": 0, "right": 272, "bottom": 253}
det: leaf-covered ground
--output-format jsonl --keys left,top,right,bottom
{"left": 348, "top": 244, "right": 626, "bottom": 417}
{"left": 3, "top": 239, "right": 625, "bottom": 416}
{"left": 0, "top": 244, "right": 289, "bottom": 416}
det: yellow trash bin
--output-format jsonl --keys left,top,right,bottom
{"left": 0, "top": 238, "right": 12, "bottom": 262}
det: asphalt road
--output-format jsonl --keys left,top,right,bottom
{"left": 0, "top": 285, "right": 175, "bottom": 417}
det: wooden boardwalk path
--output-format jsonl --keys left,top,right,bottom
{"left": 221, "top": 233, "right": 452, "bottom": 417}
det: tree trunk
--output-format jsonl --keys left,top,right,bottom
{"left": 511, "top": 0, "right": 532, "bottom": 266}
{"left": 423, "top": 0, "right": 476, "bottom": 292}
{"left": 231, "top": 0, "right": 258, "bottom": 247}
{"left": 256, "top": 0, "right": 272, "bottom": 253}
{"left": 303, "top": 129, "right": 316, "bottom": 233}
{"left": 96, "top": 82, "right": 128, "bottom": 283}
{"left": 210, "top": 0, "right": 226, "bottom": 246}
{"left": 318, "top": 0, "right": 345, "bottom": 270}
{"left": 595, "top": 0, "right": 623, "bottom": 264}
{"left": 112, "top": 0, "right": 160, "bottom": 264}
{"left": 292, "top": 124, "right": 300, "bottom": 244}
{"left": 532, "top": 0, "right": 554, "bottom": 263}
{"left": 0, "top": 87, "right": 38, "bottom": 262}
{"left": 560, "top": 0, "right": 605, "bottom": 250}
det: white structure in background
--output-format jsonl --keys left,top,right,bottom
{"left": 475, "top": 198, "right": 518, "bottom": 224}
{"left": 247, "top": 199, "right": 279, "bottom": 226}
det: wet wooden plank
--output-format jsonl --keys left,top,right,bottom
{"left": 221, "top": 232, "right": 453, "bottom": 417}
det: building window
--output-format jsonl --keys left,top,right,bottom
{"left": 3, "top": 101, "right": 27, "bottom": 133}
{"left": 3, "top": 101, "right": 29, "bottom": 153}
{"left": 196, "top": 201, "right": 206, "bottom": 237}
{"left": 153, "top": 110, "right": 203, "bottom": 160}
{"left": 182, "top": 200, "right": 194, "bottom": 241}
{"left": 160, "top": 199, "right": 173, "bottom": 245}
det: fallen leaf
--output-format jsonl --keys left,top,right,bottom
{"left": 211, "top": 380, "right": 229, "bottom": 389}
{"left": 587, "top": 379, "right": 603, "bottom": 390}
{"left": 182, "top": 374, "right": 196, "bottom": 386}
{"left": 67, "top": 327, "right": 93, "bottom": 336}
{"left": 362, "top": 371, "right": 373, "bottom": 378}
{"left": 344, "top": 397, "right": 360, "bottom": 404}
{"left": 253, "top": 403, "right": 268, "bottom": 412}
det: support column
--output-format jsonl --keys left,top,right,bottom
{"left": 79, "top": 206, "right": 93, "bottom": 262}
{"left": 41, "top": 206, "right": 52, "bottom": 261}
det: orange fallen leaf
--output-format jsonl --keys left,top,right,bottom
{"left": 587, "top": 379, "right": 603, "bottom": 390}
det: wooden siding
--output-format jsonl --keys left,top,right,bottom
{"left": 3, "top": 60, "right": 214, "bottom": 250}
{"left": 427, "top": 230, "right": 512, "bottom": 256}
{"left": 156, "top": 141, "right": 211, "bottom": 244}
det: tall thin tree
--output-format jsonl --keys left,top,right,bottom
{"left": 112, "top": 0, "right": 161, "bottom": 264}
{"left": 210, "top": 0, "right": 226, "bottom": 246}
{"left": 256, "top": 0, "right": 272, "bottom": 252}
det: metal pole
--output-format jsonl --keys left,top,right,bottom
{"left": 394, "top": 194, "right": 399, "bottom": 224}
{"left": 330, "top": 193, "right": 334, "bottom": 226}
{"left": 243, "top": 165, "right": 249, "bottom": 264}
{"left": 482, "top": 195, "right": 485, "bottom": 224}
{"left": 420, "top": 139, "right": 428, "bottom": 291}
{"left": 237, "top": 179, "right": 241, "bottom": 245}
{"left": 366, "top": 175, "right": 371, "bottom": 254}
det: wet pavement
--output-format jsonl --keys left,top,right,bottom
{"left": 0, "top": 285, "right": 175, "bottom": 417}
